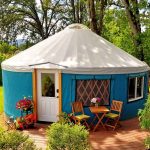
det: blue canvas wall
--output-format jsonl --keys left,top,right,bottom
{"left": 2, "top": 69, "right": 148, "bottom": 120}
{"left": 2, "top": 70, "right": 33, "bottom": 118}
{"left": 62, "top": 72, "right": 148, "bottom": 120}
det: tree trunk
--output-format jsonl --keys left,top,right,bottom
{"left": 98, "top": 0, "right": 107, "bottom": 35}
{"left": 79, "top": 1, "right": 83, "bottom": 23}
{"left": 123, "top": 0, "right": 144, "bottom": 61}
{"left": 76, "top": 0, "right": 80, "bottom": 23}
{"left": 71, "top": 0, "right": 76, "bottom": 23}
{"left": 88, "top": 0, "right": 98, "bottom": 33}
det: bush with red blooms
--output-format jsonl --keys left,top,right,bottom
{"left": 16, "top": 97, "right": 33, "bottom": 111}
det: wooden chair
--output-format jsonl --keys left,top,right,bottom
{"left": 105, "top": 100, "right": 123, "bottom": 130}
{"left": 72, "top": 101, "right": 90, "bottom": 129}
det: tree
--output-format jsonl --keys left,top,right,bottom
{"left": 64, "top": 0, "right": 88, "bottom": 24}
{"left": 0, "top": 0, "right": 149, "bottom": 66}
{"left": 0, "top": 0, "right": 68, "bottom": 43}
{"left": 0, "top": 0, "right": 25, "bottom": 43}
{"left": 122, "top": 0, "right": 148, "bottom": 61}
{"left": 12, "top": 0, "right": 67, "bottom": 41}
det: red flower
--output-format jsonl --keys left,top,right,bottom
{"left": 16, "top": 98, "right": 33, "bottom": 110}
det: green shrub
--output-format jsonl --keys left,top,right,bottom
{"left": 138, "top": 96, "right": 150, "bottom": 130}
{"left": 46, "top": 123, "right": 90, "bottom": 150}
{"left": 57, "top": 112, "right": 73, "bottom": 124}
{"left": 138, "top": 95, "right": 150, "bottom": 149}
{"left": 145, "top": 135, "right": 150, "bottom": 150}
{"left": 0, "top": 130, "right": 38, "bottom": 150}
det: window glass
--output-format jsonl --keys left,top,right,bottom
{"left": 76, "top": 80, "right": 110, "bottom": 106}
{"left": 128, "top": 78, "right": 136, "bottom": 99}
{"left": 137, "top": 77, "right": 143, "bottom": 97}
{"left": 128, "top": 76, "right": 144, "bottom": 102}
{"left": 41, "top": 73, "right": 55, "bottom": 97}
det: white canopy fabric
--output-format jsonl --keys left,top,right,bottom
{"left": 2, "top": 24, "right": 149, "bottom": 74}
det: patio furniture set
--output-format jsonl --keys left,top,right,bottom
{"left": 71, "top": 100, "right": 123, "bottom": 131}
{"left": 5, "top": 98, "right": 123, "bottom": 132}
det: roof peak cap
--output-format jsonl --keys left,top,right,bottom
{"left": 65, "top": 23, "right": 89, "bottom": 30}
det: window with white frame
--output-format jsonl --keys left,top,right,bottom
{"left": 128, "top": 76, "right": 144, "bottom": 102}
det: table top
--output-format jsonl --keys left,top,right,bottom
{"left": 89, "top": 106, "right": 109, "bottom": 114}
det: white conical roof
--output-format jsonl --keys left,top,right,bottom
{"left": 2, "top": 24, "right": 149, "bottom": 74}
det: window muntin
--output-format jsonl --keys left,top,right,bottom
{"left": 128, "top": 76, "right": 144, "bottom": 102}
{"left": 76, "top": 80, "right": 110, "bottom": 106}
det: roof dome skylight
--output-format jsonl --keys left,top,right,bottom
{"left": 65, "top": 23, "right": 89, "bottom": 30}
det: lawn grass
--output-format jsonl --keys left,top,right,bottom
{"left": 0, "top": 86, "right": 4, "bottom": 113}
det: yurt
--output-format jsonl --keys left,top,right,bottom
{"left": 1, "top": 24, "right": 149, "bottom": 122}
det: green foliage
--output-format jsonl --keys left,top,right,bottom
{"left": 144, "top": 135, "right": 150, "bottom": 150}
{"left": 58, "top": 112, "right": 73, "bottom": 124}
{"left": 138, "top": 95, "right": 150, "bottom": 149}
{"left": 0, "top": 42, "right": 17, "bottom": 85}
{"left": 0, "top": 130, "right": 38, "bottom": 150}
{"left": 18, "top": 41, "right": 34, "bottom": 51}
{"left": 46, "top": 123, "right": 90, "bottom": 150}
{"left": 103, "top": 9, "right": 135, "bottom": 55}
{"left": 138, "top": 95, "right": 150, "bottom": 130}
{"left": 142, "top": 29, "right": 150, "bottom": 66}
{"left": 0, "top": 53, "right": 9, "bottom": 85}
{"left": 0, "top": 42, "right": 18, "bottom": 54}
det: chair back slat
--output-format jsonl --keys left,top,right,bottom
{"left": 72, "top": 101, "right": 84, "bottom": 114}
{"left": 110, "top": 100, "right": 123, "bottom": 115}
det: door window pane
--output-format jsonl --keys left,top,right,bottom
{"left": 41, "top": 73, "right": 55, "bottom": 97}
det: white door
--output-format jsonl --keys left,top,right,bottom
{"left": 37, "top": 70, "right": 59, "bottom": 122}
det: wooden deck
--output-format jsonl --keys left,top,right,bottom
{"left": 90, "top": 118, "right": 148, "bottom": 150}
{"left": 22, "top": 118, "right": 148, "bottom": 150}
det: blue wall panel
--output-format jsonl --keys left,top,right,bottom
{"left": 62, "top": 74, "right": 75, "bottom": 113}
{"left": 62, "top": 72, "right": 148, "bottom": 120}
{"left": 2, "top": 70, "right": 33, "bottom": 118}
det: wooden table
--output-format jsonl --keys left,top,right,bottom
{"left": 89, "top": 106, "right": 109, "bottom": 132}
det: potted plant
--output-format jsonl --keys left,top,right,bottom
{"left": 91, "top": 97, "right": 101, "bottom": 107}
